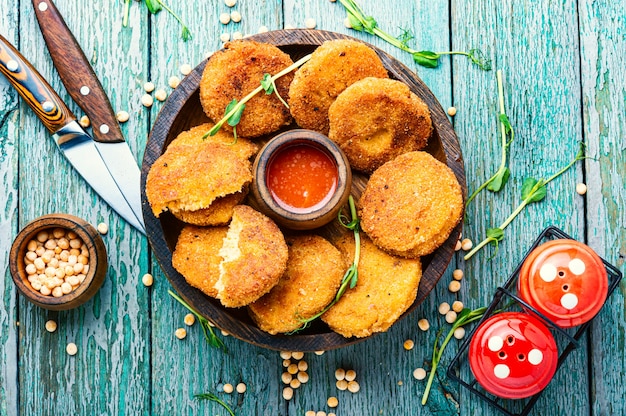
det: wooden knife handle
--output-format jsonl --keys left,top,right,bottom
{"left": 32, "top": 0, "right": 124, "bottom": 144}
{"left": 0, "top": 33, "right": 74, "bottom": 134}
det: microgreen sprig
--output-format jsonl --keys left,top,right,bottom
{"left": 168, "top": 290, "right": 227, "bottom": 352}
{"left": 194, "top": 392, "right": 235, "bottom": 416}
{"left": 421, "top": 307, "right": 487, "bottom": 405}
{"left": 338, "top": 0, "right": 491, "bottom": 71}
{"left": 464, "top": 142, "right": 588, "bottom": 260}
{"left": 123, "top": 0, "right": 192, "bottom": 42}
{"left": 207, "top": 54, "right": 312, "bottom": 139}
{"left": 289, "top": 196, "right": 360, "bottom": 333}
{"left": 466, "top": 70, "right": 514, "bottom": 207}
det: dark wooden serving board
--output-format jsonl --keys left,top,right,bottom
{"left": 140, "top": 29, "right": 466, "bottom": 351}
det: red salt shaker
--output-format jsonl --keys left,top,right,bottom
{"left": 469, "top": 312, "right": 559, "bottom": 399}
{"left": 517, "top": 239, "right": 608, "bottom": 328}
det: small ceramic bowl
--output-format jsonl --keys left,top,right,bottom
{"left": 9, "top": 214, "right": 108, "bottom": 310}
{"left": 251, "top": 129, "right": 352, "bottom": 230}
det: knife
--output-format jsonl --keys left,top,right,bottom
{"left": 31, "top": 0, "right": 145, "bottom": 234}
{"left": 0, "top": 34, "right": 146, "bottom": 234}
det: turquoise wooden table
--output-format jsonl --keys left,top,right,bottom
{"left": 1, "top": 1, "right": 624, "bottom": 415}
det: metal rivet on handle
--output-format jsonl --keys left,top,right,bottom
{"left": 42, "top": 101, "right": 55, "bottom": 113}
{"left": 38, "top": 2, "right": 48, "bottom": 11}
{"left": 80, "top": 86, "right": 90, "bottom": 96}
{"left": 6, "top": 60, "right": 19, "bottom": 72}
{"left": 99, "top": 124, "right": 110, "bottom": 134}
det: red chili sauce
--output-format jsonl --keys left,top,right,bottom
{"left": 266, "top": 144, "right": 338, "bottom": 213}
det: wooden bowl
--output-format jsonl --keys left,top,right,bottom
{"left": 251, "top": 129, "right": 352, "bottom": 230}
{"left": 9, "top": 214, "right": 108, "bottom": 310}
{"left": 141, "top": 29, "right": 466, "bottom": 351}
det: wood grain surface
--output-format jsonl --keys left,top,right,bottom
{"left": 0, "top": 0, "right": 624, "bottom": 415}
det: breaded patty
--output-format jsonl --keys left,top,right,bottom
{"left": 248, "top": 235, "right": 345, "bottom": 334}
{"left": 171, "top": 188, "right": 248, "bottom": 226}
{"left": 172, "top": 225, "right": 228, "bottom": 298}
{"left": 328, "top": 77, "right": 432, "bottom": 173}
{"left": 359, "top": 151, "right": 463, "bottom": 258}
{"left": 215, "top": 205, "right": 288, "bottom": 307}
{"left": 200, "top": 40, "right": 294, "bottom": 138}
{"left": 288, "top": 39, "right": 388, "bottom": 135}
{"left": 168, "top": 123, "right": 259, "bottom": 160}
{"left": 321, "top": 234, "right": 422, "bottom": 338}
{"left": 145, "top": 143, "right": 252, "bottom": 216}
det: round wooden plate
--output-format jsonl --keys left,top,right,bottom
{"left": 141, "top": 29, "right": 466, "bottom": 351}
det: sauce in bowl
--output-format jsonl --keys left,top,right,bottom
{"left": 266, "top": 144, "right": 338, "bottom": 213}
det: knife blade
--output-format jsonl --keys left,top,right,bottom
{"left": 32, "top": 0, "right": 144, "bottom": 232}
{"left": 0, "top": 33, "right": 146, "bottom": 234}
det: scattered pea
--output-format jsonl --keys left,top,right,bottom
{"left": 79, "top": 115, "right": 90, "bottom": 128}
{"left": 343, "top": 17, "right": 352, "bottom": 28}
{"left": 461, "top": 238, "right": 473, "bottom": 251}
{"left": 297, "top": 371, "right": 309, "bottom": 383}
{"left": 183, "top": 313, "right": 195, "bottom": 326}
{"left": 289, "top": 379, "right": 301, "bottom": 389}
{"left": 438, "top": 302, "right": 451, "bottom": 315}
{"left": 316, "top": 412, "right": 326, "bottom": 416}
{"left": 97, "top": 222, "right": 108, "bottom": 235}
{"left": 448, "top": 280, "right": 461, "bottom": 293}
{"left": 220, "top": 32, "right": 230, "bottom": 43}
{"left": 232, "top": 31, "right": 243, "bottom": 40}
{"left": 334, "top": 368, "right": 346, "bottom": 381}
{"left": 66, "top": 342, "right": 78, "bottom": 356}
{"left": 314, "top": 350, "right": 325, "bottom": 355}
{"left": 282, "top": 359, "right": 291, "bottom": 367}
{"left": 305, "top": 18, "right": 316, "bottom": 29}
{"left": 336, "top": 379, "right": 348, "bottom": 390}
{"left": 445, "top": 310, "right": 458, "bottom": 324}
{"left": 141, "top": 94, "right": 154, "bottom": 108}
{"left": 284, "top": 24, "right": 295, "bottom": 30}
{"left": 287, "top": 363, "right": 298, "bottom": 375}
{"left": 224, "top": 0, "right": 237, "bottom": 6}
{"left": 231, "top": 11, "right": 242, "bottom": 23}
{"left": 291, "top": 351, "right": 304, "bottom": 360}
{"left": 417, "top": 318, "right": 430, "bottom": 331}
{"left": 236, "top": 382, "right": 246, "bottom": 393}
{"left": 327, "top": 397, "right": 339, "bottom": 408}
{"left": 298, "top": 360, "right": 308, "bottom": 371}
{"left": 403, "top": 339, "right": 414, "bottom": 351}
{"left": 452, "top": 300, "right": 464, "bottom": 313}
{"left": 345, "top": 369, "right": 356, "bottom": 382}
{"left": 175, "top": 328, "right": 187, "bottom": 339}
{"left": 116, "top": 111, "right": 130, "bottom": 123}
{"left": 223, "top": 383, "right": 234, "bottom": 394}
{"left": 452, "top": 269, "right": 464, "bottom": 281}
{"left": 279, "top": 351, "right": 292, "bottom": 359}
{"left": 168, "top": 76, "right": 181, "bottom": 89}
{"left": 45, "top": 320, "right": 57, "bottom": 333}
{"left": 258, "top": 25, "right": 269, "bottom": 33}
{"left": 180, "top": 64, "right": 192, "bottom": 76}
{"left": 413, "top": 368, "right": 426, "bottom": 380}
{"left": 154, "top": 89, "right": 167, "bottom": 102}
{"left": 447, "top": 106, "right": 457, "bottom": 116}
{"left": 141, "top": 273, "right": 154, "bottom": 287}
{"left": 454, "top": 327, "right": 466, "bottom": 339}
{"left": 454, "top": 239, "right": 462, "bottom": 251}
{"left": 576, "top": 183, "right": 587, "bottom": 195}
{"left": 282, "top": 387, "right": 294, "bottom": 400}
{"left": 347, "top": 380, "right": 360, "bottom": 393}
{"left": 306, "top": 412, "right": 316, "bottom": 416}
{"left": 219, "top": 13, "right": 231, "bottom": 25}
{"left": 281, "top": 372, "right": 292, "bottom": 384}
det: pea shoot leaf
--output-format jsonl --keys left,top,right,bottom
{"left": 260, "top": 74, "right": 274, "bottom": 94}
{"left": 413, "top": 51, "right": 440, "bottom": 68}
{"left": 468, "top": 48, "right": 492, "bottom": 71}
{"left": 397, "top": 28, "right": 414, "bottom": 48}
{"left": 487, "top": 167, "right": 510, "bottom": 192}
{"left": 347, "top": 13, "right": 363, "bottom": 31}
{"left": 486, "top": 227, "right": 504, "bottom": 241}
{"left": 362, "top": 15, "right": 378, "bottom": 34}
{"left": 225, "top": 99, "right": 245, "bottom": 127}
{"left": 521, "top": 178, "right": 547, "bottom": 203}
{"left": 499, "top": 113, "right": 515, "bottom": 145}
{"left": 144, "top": 0, "right": 162, "bottom": 14}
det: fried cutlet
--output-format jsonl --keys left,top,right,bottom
{"left": 288, "top": 39, "right": 389, "bottom": 135}
{"left": 321, "top": 233, "right": 422, "bottom": 338}
{"left": 215, "top": 205, "right": 288, "bottom": 307}
{"left": 172, "top": 225, "right": 228, "bottom": 298}
{"left": 171, "top": 188, "right": 248, "bottom": 226}
{"left": 145, "top": 143, "right": 252, "bottom": 217}
{"left": 328, "top": 77, "right": 432, "bottom": 173}
{"left": 167, "top": 123, "right": 259, "bottom": 160}
{"left": 199, "top": 40, "right": 294, "bottom": 138}
{"left": 359, "top": 151, "right": 463, "bottom": 258}
{"left": 248, "top": 235, "right": 346, "bottom": 334}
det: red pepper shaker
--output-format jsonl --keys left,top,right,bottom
{"left": 469, "top": 312, "right": 559, "bottom": 399}
{"left": 517, "top": 239, "right": 608, "bottom": 327}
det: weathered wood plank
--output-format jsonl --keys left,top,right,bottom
{"left": 0, "top": 5, "right": 20, "bottom": 416}
{"left": 14, "top": 1, "right": 150, "bottom": 415}
{"left": 579, "top": 1, "right": 626, "bottom": 414}
{"left": 452, "top": 0, "right": 589, "bottom": 415}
